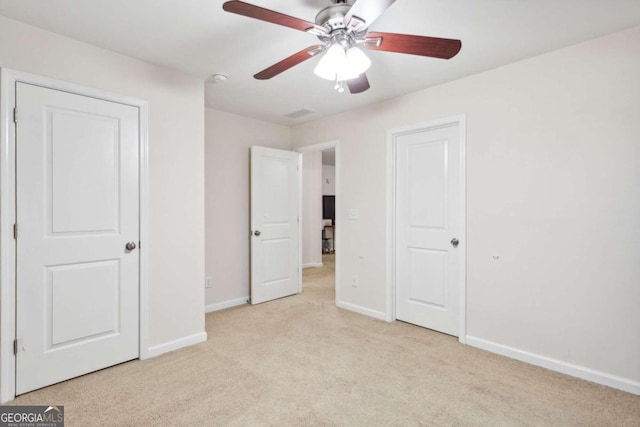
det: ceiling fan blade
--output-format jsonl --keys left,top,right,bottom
{"left": 223, "top": 0, "right": 315, "bottom": 32}
{"left": 347, "top": 74, "right": 370, "bottom": 94}
{"left": 364, "top": 32, "right": 462, "bottom": 59}
{"left": 344, "top": 0, "right": 396, "bottom": 29}
{"left": 254, "top": 45, "right": 324, "bottom": 80}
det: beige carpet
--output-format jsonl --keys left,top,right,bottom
{"left": 9, "top": 254, "right": 640, "bottom": 426}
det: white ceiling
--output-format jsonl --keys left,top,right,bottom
{"left": 1, "top": 0, "right": 639, "bottom": 125}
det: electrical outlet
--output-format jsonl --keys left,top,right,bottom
{"left": 205, "top": 276, "right": 213, "bottom": 288}
{"left": 351, "top": 274, "right": 359, "bottom": 288}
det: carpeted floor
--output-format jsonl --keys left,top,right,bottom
{"left": 9, "top": 254, "right": 640, "bottom": 426}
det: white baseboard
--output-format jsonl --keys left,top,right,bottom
{"left": 302, "top": 262, "right": 323, "bottom": 269}
{"left": 336, "top": 300, "right": 387, "bottom": 321}
{"left": 205, "top": 297, "right": 248, "bottom": 313}
{"left": 465, "top": 335, "right": 640, "bottom": 395}
{"left": 144, "top": 331, "right": 207, "bottom": 359}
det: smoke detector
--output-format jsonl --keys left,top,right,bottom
{"left": 206, "top": 73, "right": 228, "bottom": 84}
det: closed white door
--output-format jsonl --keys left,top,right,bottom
{"left": 395, "top": 123, "right": 462, "bottom": 336}
{"left": 15, "top": 83, "right": 140, "bottom": 394}
{"left": 250, "top": 146, "right": 300, "bottom": 305}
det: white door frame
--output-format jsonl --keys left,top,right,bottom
{"left": 296, "top": 140, "right": 340, "bottom": 306}
{"left": 386, "top": 116, "right": 467, "bottom": 343}
{"left": 0, "top": 68, "right": 150, "bottom": 402}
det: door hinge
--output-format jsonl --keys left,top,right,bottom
{"left": 13, "top": 339, "right": 18, "bottom": 355}
{"left": 13, "top": 223, "right": 17, "bottom": 239}
{"left": 13, "top": 107, "right": 17, "bottom": 124}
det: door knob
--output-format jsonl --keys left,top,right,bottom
{"left": 450, "top": 238, "right": 459, "bottom": 248}
{"left": 125, "top": 241, "right": 137, "bottom": 251}
{"left": 253, "top": 230, "right": 261, "bottom": 236}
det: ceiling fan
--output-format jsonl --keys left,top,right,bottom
{"left": 222, "top": 0, "right": 462, "bottom": 94}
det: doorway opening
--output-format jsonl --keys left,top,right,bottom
{"left": 297, "top": 141, "right": 339, "bottom": 306}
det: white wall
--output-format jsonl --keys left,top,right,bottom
{"left": 302, "top": 152, "right": 323, "bottom": 267}
{"left": 0, "top": 16, "right": 206, "bottom": 352}
{"left": 291, "top": 26, "right": 640, "bottom": 390}
{"left": 322, "top": 165, "right": 335, "bottom": 196}
{"left": 205, "top": 109, "right": 291, "bottom": 309}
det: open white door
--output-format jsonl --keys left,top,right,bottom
{"left": 250, "top": 146, "right": 301, "bottom": 305}
{"left": 15, "top": 82, "right": 140, "bottom": 394}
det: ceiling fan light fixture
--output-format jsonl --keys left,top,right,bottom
{"left": 222, "top": 0, "right": 463, "bottom": 95}
{"left": 345, "top": 46, "right": 371, "bottom": 75}
{"left": 313, "top": 43, "right": 347, "bottom": 80}
{"left": 314, "top": 43, "right": 371, "bottom": 82}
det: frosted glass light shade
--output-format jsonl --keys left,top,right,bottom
{"left": 314, "top": 44, "right": 372, "bottom": 82}
{"left": 314, "top": 44, "right": 346, "bottom": 81}
{"left": 345, "top": 46, "right": 371, "bottom": 76}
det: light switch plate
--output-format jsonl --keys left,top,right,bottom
{"left": 348, "top": 209, "right": 359, "bottom": 220}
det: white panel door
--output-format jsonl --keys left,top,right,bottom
{"left": 15, "top": 83, "right": 140, "bottom": 394}
{"left": 395, "top": 123, "right": 461, "bottom": 336}
{"left": 250, "top": 146, "right": 300, "bottom": 305}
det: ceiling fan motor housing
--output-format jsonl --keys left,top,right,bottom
{"left": 315, "top": 3, "right": 352, "bottom": 33}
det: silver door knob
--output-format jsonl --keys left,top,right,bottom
{"left": 253, "top": 230, "right": 261, "bottom": 236}
{"left": 125, "top": 242, "right": 137, "bottom": 251}
{"left": 450, "top": 238, "right": 459, "bottom": 248}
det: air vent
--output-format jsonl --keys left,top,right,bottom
{"left": 284, "top": 108, "right": 314, "bottom": 119}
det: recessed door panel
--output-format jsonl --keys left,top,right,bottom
{"left": 262, "top": 239, "right": 291, "bottom": 285}
{"left": 48, "top": 260, "right": 120, "bottom": 347}
{"left": 49, "top": 109, "right": 120, "bottom": 234}
{"left": 262, "top": 158, "right": 291, "bottom": 224}
{"left": 408, "top": 140, "right": 447, "bottom": 229}
{"left": 408, "top": 248, "right": 447, "bottom": 308}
